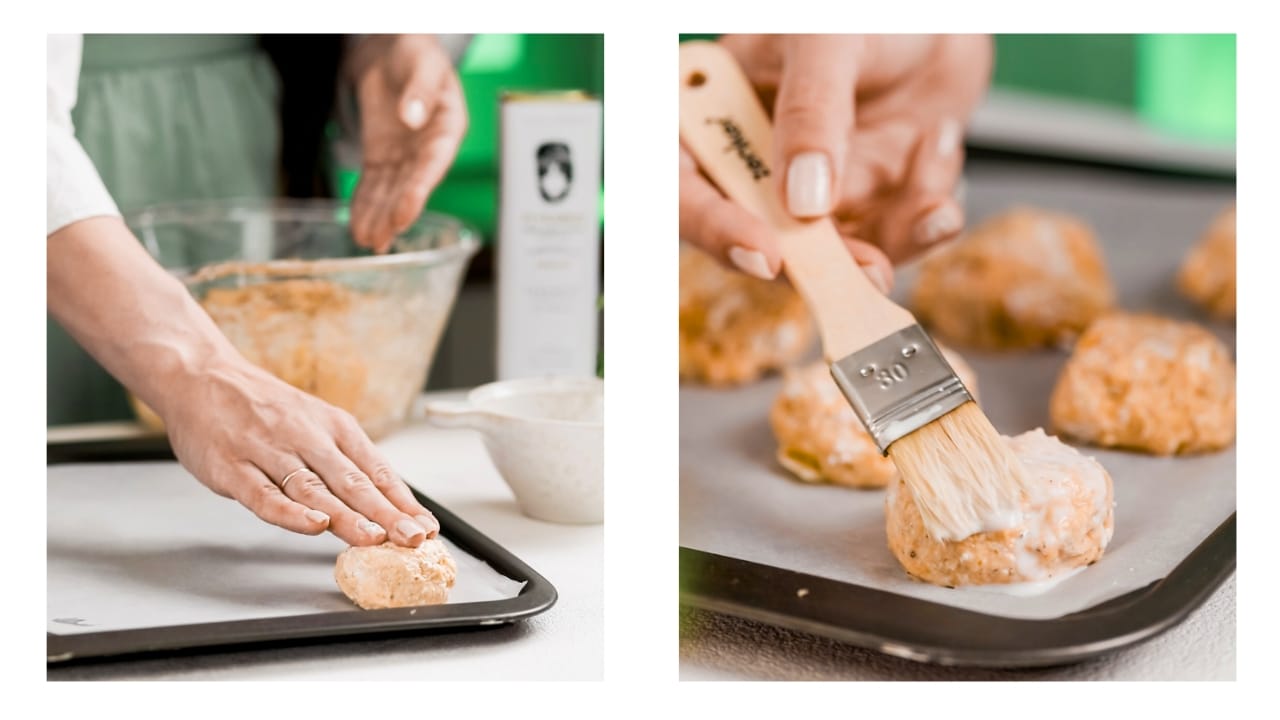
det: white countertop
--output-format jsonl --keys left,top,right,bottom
{"left": 47, "top": 392, "right": 603, "bottom": 680}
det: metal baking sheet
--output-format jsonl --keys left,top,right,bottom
{"left": 680, "top": 375, "right": 1234, "bottom": 620}
{"left": 680, "top": 159, "right": 1235, "bottom": 660}
{"left": 48, "top": 452, "right": 556, "bottom": 664}
{"left": 679, "top": 517, "right": 1234, "bottom": 668}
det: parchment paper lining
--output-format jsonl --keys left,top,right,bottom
{"left": 48, "top": 463, "right": 525, "bottom": 635}
{"left": 680, "top": 171, "right": 1236, "bottom": 621}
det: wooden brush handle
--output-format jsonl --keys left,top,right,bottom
{"left": 678, "top": 41, "right": 917, "bottom": 360}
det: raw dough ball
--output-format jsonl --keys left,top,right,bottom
{"left": 1049, "top": 313, "right": 1235, "bottom": 455}
{"left": 770, "top": 345, "right": 978, "bottom": 488}
{"left": 886, "top": 429, "right": 1114, "bottom": 587}
{"left": 1178, "top": 205, "right": 1236, "bottom": 320}
{"left": 334, "top": 538, "right": 457, "bottom": 610}
{"left": 911, "top": 207, "right": 1115, "bottom": 350}
{"left": 679, "top": 243, "right": 815, "bottom": 385}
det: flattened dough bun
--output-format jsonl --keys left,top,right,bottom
{"left": 1178, "top": 205, "right": 1236, "bottom": 320}
{"left": 770, "top": 345, "right": 978, "bottom": 488}
{"left": 334, "top": 538, "right": 457, "bottom": 610}
{"left": 886, "top": 429, "right": 1114, "bottom": 587}
{"left": 911, "top": 207, "right": 1115, "bottom": 350}
{"left": 1050, "top": 313, "right": 1235, "bottom": 455}
{"left": 679, "top": 243, "right": 815, "bottom": 385}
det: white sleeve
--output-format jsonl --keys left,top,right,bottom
{"left": 47, "top": 33, "right": 119, "bottom": 236}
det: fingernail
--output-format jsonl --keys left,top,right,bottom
{"left": 416, "top": 514, "right": 440, "bottom": 535}
{"left": 358, "top": 520, "right": 386, "bottom": 537}
{"left": 861, "top": 263, "right": 891, "bottom": 295}
{"left": 395, "top": 519, "right": 427, "bottom": 542}
{"left": 727, "top": 246, "right": 776, "bottom": 280}
{"left": 786, "top": 151, "right": 832, "bottom": 217}
{"left": 402, "top": 99, "right": 427, "bottom": 129}
{"left": 914, "top": 205, "right": 963, "bottom": 246}
{"left": 936, "top": 117, "right": 962, "bottom": 158}
{"left": 304, "top": 509, "right": 330, "bottom": 525}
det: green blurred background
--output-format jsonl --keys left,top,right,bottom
{"left": 680, "top": 34, "right": 1236, "bottom": 143}
{"left": 340, "top": 33, "right": 1235, "bottom": 240}
{"left": 995, "top": 34, "right": 1235, "bottom": 141}
{"left": 398, "top": 34, "right": 606, "bottom": 389}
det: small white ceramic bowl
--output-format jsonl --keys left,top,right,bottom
{"left": 425, "top": 376, "right": 603, "bottom": 524}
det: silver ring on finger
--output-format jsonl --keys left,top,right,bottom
{"left": 279, "top": 466, "right": 311, "bottom": 491}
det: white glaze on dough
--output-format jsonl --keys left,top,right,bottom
{"left": 886, "top": 428, "right": 1115, "bottom": 588}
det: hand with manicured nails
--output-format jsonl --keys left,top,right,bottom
{"left": 161, "top": 358, "right": 442, "bottom": 548}
{"left": 47, "top": 217, "right": 440, "bottom": 548}
{"left": 680, "top": 34, "right": 992, "bottom": 289}
{"left": 347, "top": 35, "right": 468, "bottom": 253}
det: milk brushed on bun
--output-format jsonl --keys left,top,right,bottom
{"left": 334, "top": 538, "right": 457, "bottom": 609}
{"left": 886, "top": 429, "right": 1114, "bottom": 587}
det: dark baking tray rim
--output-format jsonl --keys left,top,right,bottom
{"left": 679, "top": 512, "right": 1234, "bottom": 669}
{"left": 47, "top": 438, "right": 558, "bottom": 665}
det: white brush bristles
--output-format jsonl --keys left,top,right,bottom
{"left": 887, "top": 402, "right": 1028, "bottom": 541}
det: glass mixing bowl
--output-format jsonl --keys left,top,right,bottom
{"left": 126, "top": 199, "right": 480, "bottom": 439}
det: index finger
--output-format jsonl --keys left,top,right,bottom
{"left": 679, "top": 143, "right": 781, "bottom": 280}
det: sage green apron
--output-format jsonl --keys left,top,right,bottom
{"left": 47, "top": 34, "right": 281, "bottom": 425}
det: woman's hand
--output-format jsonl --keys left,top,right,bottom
{"left": 47, "top": 217, "right": 438, "bottom": 547}
{"left": 160, "top": 356, "right": 440, "bottom": 547}
{"left": 347, "top": 35, "right": 467, "bottom": 253}
{"left": 680, "top": 34, "right": 992, "bottom": 282}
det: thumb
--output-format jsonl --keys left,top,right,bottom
{"left": 396, "top": 59, "right": 445, "bottom": 131}
{"left": 773, "top": 36, "right": 861, "bottom": 219}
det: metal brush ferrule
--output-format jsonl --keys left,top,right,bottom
{"left": 830, "top": 325, "right": 974, "bottom": 454}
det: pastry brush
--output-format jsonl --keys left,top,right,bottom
{"left": 678, "top": 41, "right": 1028, "bottom": 541}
